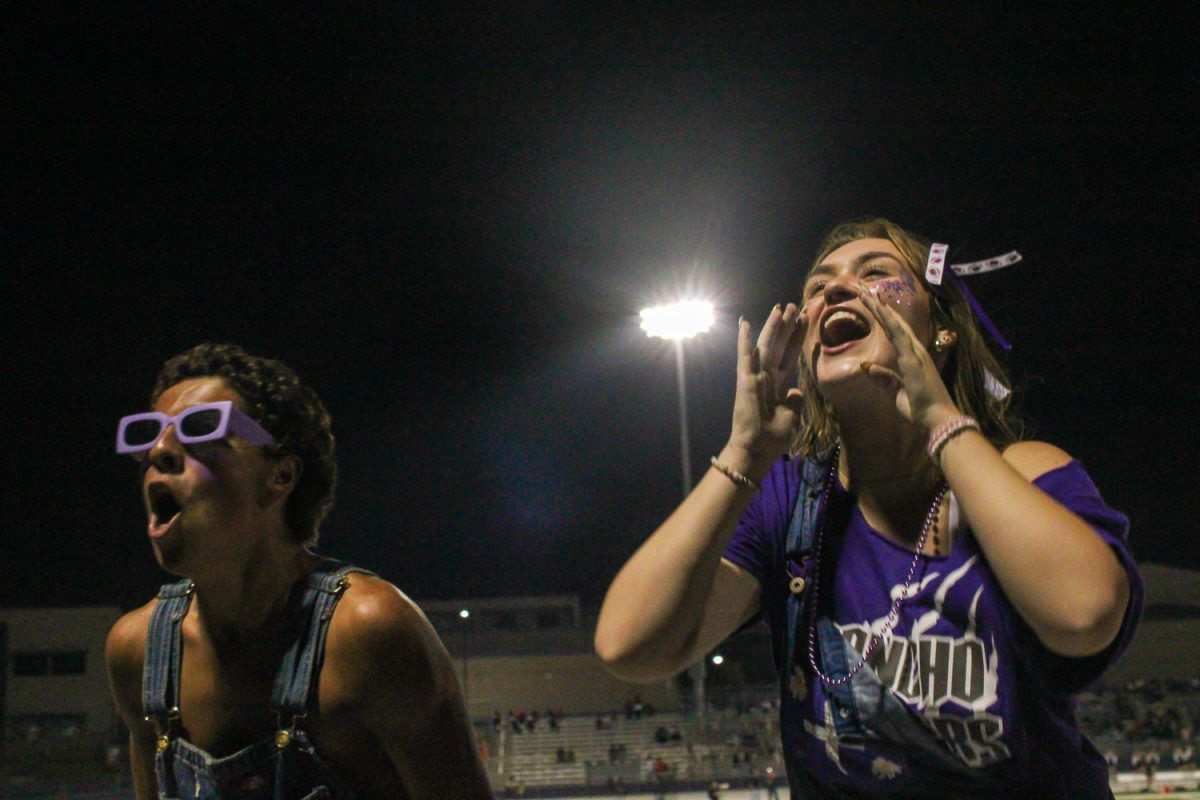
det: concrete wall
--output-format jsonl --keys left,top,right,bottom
{"left": 1, "top": 606, "right": 121, "bottom": 737}
{"left": 449, "top": 652, "right": 683, "bottom": 721}
{"left": 1104, "top": 617, "right": 1200, "bottom": 682}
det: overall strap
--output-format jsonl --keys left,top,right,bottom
{"left": 270, "top": 561, "right": 375, "bottom": 723}
{"left": 786, "top": 457, "right": 830, "bottom": 555}
{"left": 782, "top": 456, "right": 838, "bottom": 800}
{"left": 142, "top": 580, "right": 195, "bottom": 724}
{"left": 783, "top": 456, "right": 830, "bottom": 676}
{"left": 785, "top": 456, "right": 863, "bottom": 736}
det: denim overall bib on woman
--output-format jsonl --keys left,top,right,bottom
{"left": 783, "top": 457, "right": 994, "bottom": 800}
{"left": 142, "top": 561, "right": 370, "bottom": 800}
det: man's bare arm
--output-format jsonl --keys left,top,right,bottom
{"left": 331, "top": 578, "right": 493, "bottom": 799}
{"left": 105, "top": 605, "right": 160, "bottom": 800}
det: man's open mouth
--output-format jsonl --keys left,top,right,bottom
{"left": 820, "top": 308, "right": 871, "bottom": 348}
{"left": 148, "top": 483, "right": 183, "bottom": 529}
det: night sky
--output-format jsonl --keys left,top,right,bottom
{"left": 4, "top": 5, "right": 1197, "bottom": 611}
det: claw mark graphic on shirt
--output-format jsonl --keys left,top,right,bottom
{"left": 871, "top": 756, "right": 903, "bottom": 780}
{"left": 790, "top": 665, "right": 808, "bottom": 701}
{"left": 836, "top": 554, "right": 1010, "bottom": 767}
{"left": 804, "top": 698, "right": 862, "bottom": 773}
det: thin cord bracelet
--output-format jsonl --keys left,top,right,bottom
{"left": 927, "top": 415, "right": 981, "bottom": 465}
{"left": 710, "top": 457, "right": 761, "bottom": 492}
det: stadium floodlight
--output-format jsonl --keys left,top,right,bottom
{"left": 639, "top": 299, "right": 716, "bottom": 498}
{"left": 711, "top": 654, "right": 724, "bottom": 666}
{"left": 639, "top": 301, "right": 715, "bottom": 341}
{"left": 459, "top": 608, "right": 470, "bottom": 619}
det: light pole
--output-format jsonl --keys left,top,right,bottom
{"left": 459, "top": 608, "right": 471, "bottom": 716}
{"left": 639, "top": 300, "right": 715, "bottom": 718}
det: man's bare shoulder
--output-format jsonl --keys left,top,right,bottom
{"left": 324, "top": 574, "right": 449, "bottom": 694}
{"left": 106, "top": 601, "right": 155, "bottom": 674}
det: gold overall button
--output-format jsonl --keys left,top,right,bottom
{"left": 156, "top": 734, "right": 170, "bottom": 753}
{"left": 275, "top": 729, "right": 292, "bottom": 749}
{"left": 789, "top": 576, "right": 806, "bottom": 595}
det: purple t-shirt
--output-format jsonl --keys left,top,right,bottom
{"left": 724, "top": 456, "right": 1142, "bottom": 799}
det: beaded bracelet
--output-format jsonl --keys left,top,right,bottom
{"left": 927, "top": 415, "right": 981, "bottom": 465}
{"left": 710, "top": 457, "right": 761, "bottom": 492}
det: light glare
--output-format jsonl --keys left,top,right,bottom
{"left": 711, "top": 654, "right": 724, "bottom": 665}
{"left": 640, "top": 301, "right": 715, "bottom": 341}
{"left": 459, "top": 609, "right": 470, "bottom": 619}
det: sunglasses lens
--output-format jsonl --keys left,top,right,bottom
{"left": 180, "top": 408, "right": 224, "bottom": 439}
{"left": 123, "top": 419, "right": 164, "bottom": 447}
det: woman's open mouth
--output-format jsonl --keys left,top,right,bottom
{"left": 819, "top": 308, "right": 871, "bottom": 351}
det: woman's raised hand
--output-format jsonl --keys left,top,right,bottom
{"left": 728, "top": 303, "right": 807, "bottom": 470}
{"left": 857, "top": 287, "right": 960, "bottom": 433}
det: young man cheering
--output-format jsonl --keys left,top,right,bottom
{"left": 106, "top": 343, "right": 492, "bottom": 799}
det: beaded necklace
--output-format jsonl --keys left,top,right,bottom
{"left": 806, "top": 446, "right": 947, "bottom": 687}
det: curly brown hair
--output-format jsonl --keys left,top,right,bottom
{"left": 151, "top": 343, "right": 336, "bottom": 547}
{"left": 794, "top": 218, "right": 1023, "bottom": 460}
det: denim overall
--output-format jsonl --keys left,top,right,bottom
{"left": 142, "top": 561, "right": 370, "bottom": 800}
{"left": 784, "top": 457, "right": 995, "bottom": 799}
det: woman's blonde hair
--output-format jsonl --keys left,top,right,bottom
{"left": 793, "top": 218, "right": 1022, "bottom": 460}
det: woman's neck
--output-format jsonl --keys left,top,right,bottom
{"left": 834, "top": 404, "right": 944, "bottom": 547}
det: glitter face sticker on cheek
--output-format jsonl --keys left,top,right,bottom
{"left": 868, "top": 270, "right": 918, "bottom": 309}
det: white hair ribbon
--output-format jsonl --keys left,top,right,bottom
{"left": 926, "top": 245, "right": 1022, "bottom": 286}
{"left": 925, "top": 243, "right": 950, "bottom": 285}
{"left": 925, "top": 243, "right": 1022, "bottom": 400}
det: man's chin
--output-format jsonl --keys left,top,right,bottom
{"left": 151, "top": 538, "right": 193, "bottom": 578}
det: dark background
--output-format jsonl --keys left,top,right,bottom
{"left": 4, "top": 4, "right": 1197, "bottom": 611}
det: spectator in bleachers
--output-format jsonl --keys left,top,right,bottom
{"left": 606, "top": 775, "right": 627, "bottom": 795}
{"left": 1132, "top": 748, "right": 1159, "bottom": 792}
{"left": 1173, "top": 741, "right": 1195, "bottom": 771}
{"left": 1103, "top": 748, "right": 1118, "bottom": 783}
{"left": 765, "top": 766, "right": 782, "bottom": 799}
